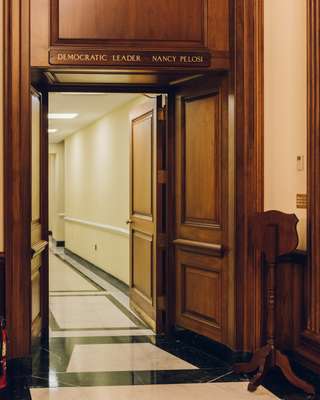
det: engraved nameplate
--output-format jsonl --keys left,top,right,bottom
{"left": 49, "top": 49, "right": 211, "bottom": 67}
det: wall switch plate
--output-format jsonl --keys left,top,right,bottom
{"left": 297, "top": 155, "right": 305, "bottom": 171}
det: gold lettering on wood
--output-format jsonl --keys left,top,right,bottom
{"left": 50, "top": 50, "right": 211, "bottom": 67}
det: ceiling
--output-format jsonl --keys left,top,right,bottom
{"left": 48, "top": 92, "right": 141, "bottom": 143}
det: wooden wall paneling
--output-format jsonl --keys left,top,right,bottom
{"left": 31, "top": 0, "right": 50, "bottom": 67}
{"left": 0, "top": 254, "right": 5, "bottom": 317}
{"left": 4, "top": 0, "right": 32, "bottom": 358}
{"left": 51, "top": 0, "right": 205, "bottom": 47}
{"left": 295, "top": 0, "right": 320, "bottom": 373}
{"left": 166, "top": 92, "right": 176, "bottom": 334}
{"left": 275, "top": 253, "right": 305, "bottom": 351}
{"left": 129, "top": 98, "right": 160, "bottom": 331}
{"left": 40, "top": 91, "right": 49, "bottom": 339}
{"left": 30, "top": 0, "right": 230, "bottom": 67}
{"left": 174, "top": 74, "right": 232, "bottom": 346}
{"left": 49, "top": 0, "right": 230, "bottom": 54}
{"left": 234, "top": 0, "right": 264, "bottom": 352}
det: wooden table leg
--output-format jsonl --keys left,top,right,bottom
{"left": 275, "top": 350, "right": 316, "bottom": 396}
{"left": 233, "top": 344, "right": 272, "bottom": 374}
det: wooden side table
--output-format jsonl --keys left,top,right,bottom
{"left": 234, "top": 210, "right": 315, "bottom": 396}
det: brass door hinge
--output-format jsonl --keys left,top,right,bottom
{"left": 158, "top": 107, "right": 166, "bottom": 121}
{"left": 157, "top": 170, "right": 168, "bottom": 184}
{"left": 157, "top": 233, "right": 168, "bottom": 248}
{"left": 157, "top": 296, "right": 166, "bottom": 311}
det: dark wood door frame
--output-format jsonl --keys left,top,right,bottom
{"left": 233, "top": 0, "right": 264, "bottom": 351}
{"left": 4, "top": 0, "right": 32, "bottom": 358}
{"left": 3, "top": 0, "right": 265, "bottom": 358}
{"left": 295, "top": 0, "right": 320, "bottom": 373}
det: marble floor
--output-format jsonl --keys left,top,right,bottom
{"left": 2, "top": 247, "right": 319, "bottom": 400}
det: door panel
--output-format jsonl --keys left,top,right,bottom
{"left": 132, "top": 113, "right": 153, "bottom": 217}
{"left": 184, "top": 95, "right": 220, "bottom": 225}
{"left": 174, "top": 75, "right": 234, "bottom": 346}
{"left": 132, "top": 231, "right": 153, "bottom": 300}
{"left": 54, "top": 0, "right": 204, "bottom": 44}
{"left": 129, "top": 97, "right": 167, "bottom": 332}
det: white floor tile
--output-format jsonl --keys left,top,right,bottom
{"left": 31, "top": 383, "right": 278, "bottom": 400}
{"left": 50, "top": 295, "right": 137, "bottom": 330}
{"left": 49, "top": 254, "right": 98, "bottom": 292}
{"left": 49, "top": 328, "right": 154, "bottom": 338}
{"left": 67, "top": 343, "right": 197, "bottom": 372}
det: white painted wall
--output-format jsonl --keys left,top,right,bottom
{"left": 64, "top": 95, "right": 144, "bottom": 285}
{"left": 49, "top": 143, "right": 65, "bottom": 242}
{"left": 264, "top": 0, "right": 307, "bottom": 250}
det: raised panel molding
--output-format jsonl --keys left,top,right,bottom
{"left": 295, "top": 0, "right": 320, "bottom": 373}
{"left": 181, "top": 92, "right": 222, "bottom": 228}
{"left": 132, "top": 230, "right": 153, "bottom": 303}
{"left": 132, "top": 112, "right": 154, "bottom": 219}
{"left": 51, "top": 0, "right": 206, "bottom": 47}
{"left": 175, "top": 247, "right": 225, "bottom": 342}
{"left": 182, "top": 264, "right": 222, "bottom": 328}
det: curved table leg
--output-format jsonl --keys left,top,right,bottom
{"left": 275, "top": 350, "right": 315, "bottom": 396}
{"left": 233, "top": 344, "right": 272, "bottom": 374}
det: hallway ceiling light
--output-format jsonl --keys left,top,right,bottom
{"left": 48, "top": 129, "right": 58, "bottom": 133}
{"left": 48, "top": 113, "right": 79, "bottom": 119}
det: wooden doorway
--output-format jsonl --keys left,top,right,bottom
{"left": 171, "top": 74, "right": 235, "bottom": 347}
{"left": 4, "top": 0, "right": 263, "bottom": 360}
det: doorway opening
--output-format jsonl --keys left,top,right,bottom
{"left": 28, "top": 72, "right": 237, "bottom": 393}
{"left": 31, "top": 91, "right": 171, "bottom": 346}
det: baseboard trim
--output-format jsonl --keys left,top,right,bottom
{"left": 52, "top": 238, "right": 65, "bottom": 248}
{"left": 64, "top": 248, "right": 129, "bottom": 295}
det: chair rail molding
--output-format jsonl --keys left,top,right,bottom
{"left": 64, "top": 216, "right": 130, "bottom": 237}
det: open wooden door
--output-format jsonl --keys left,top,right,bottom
{"left": 129, "top": 96, "right": 168, "bottom": 332}
{"left": 31, "top": 89, "right": 49, "bottom": 341}
{"left": 172, "top": 74, "right": 235, "bottom": 347}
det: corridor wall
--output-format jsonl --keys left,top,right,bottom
{"left": 264, "top": 0, "right": 307, "bottom": 250}
{"left": 49, "top": 143, "right": 65, "bottom": 244}
{"left": 64, "top": 95, "right": 145, "bottom": 285}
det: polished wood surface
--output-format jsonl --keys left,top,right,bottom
{"left": 295, "top": 0, "right": 320, "bottom": 373}
{"left": 234, "top": 0, "right": 265, "bottom": 352}
{"left": 4, "top": 0, "right": 32, "bottom": 358}
{"left": 184, "top": 95, "right": 219, "bottom": 225}
{"left": 31, "top": 90, "right": 49, "bottom": 341}
{"left": 132, "top": 113, "right": 153, "bottom": 217}
{"left": 31, "top": 0, "right": 230, "bottom": 67}
{"left": 0, "top": 254, "right": 5, "bottom": 318}
{"left": 174, "top": 74, "right": 232, "bottom": 345}
{"left": 129, "top": 97, "right": 167, "bottom": 331}
{"left": 176, "top": 249, "right": 224, "bottom": 342}
{"left": 234, "top": 211, "right": 315, "bottom": 396}
{"left": 55, "top": 0, "right": 203, "bottom": 43}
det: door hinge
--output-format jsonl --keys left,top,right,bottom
{"left": 158, "top": 107, "right": 166, "bottom": 121}
{"left": 157, "top": 170, "right": 168, "bottom": 184}
{"left": 157, "top": 234, "right": 168, "bottom": 248}
{"left": 157, "top": 296, "right": 166, "bottom": 311}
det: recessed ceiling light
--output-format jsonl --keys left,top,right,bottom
{"left": 48, "top": 113, "right": 78, "bottom": 119}
{"left": 48, "top": 129, "right": 58, "bottom": 133}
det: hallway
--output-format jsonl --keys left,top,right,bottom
{"left": 28, "top": 249, "right": 278, "bottom": 399}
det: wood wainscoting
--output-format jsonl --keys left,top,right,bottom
{"left": 31, "top": 0, "right": 230, "bottom": 68}
{"left": 173, "top": 74, "right": 234, "bottom": 347}
{"left": 295, "top": 0, "right": 320, "bottom": 374}
{"left": 0, "top": 254, "right": 4, "bottom": 317}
